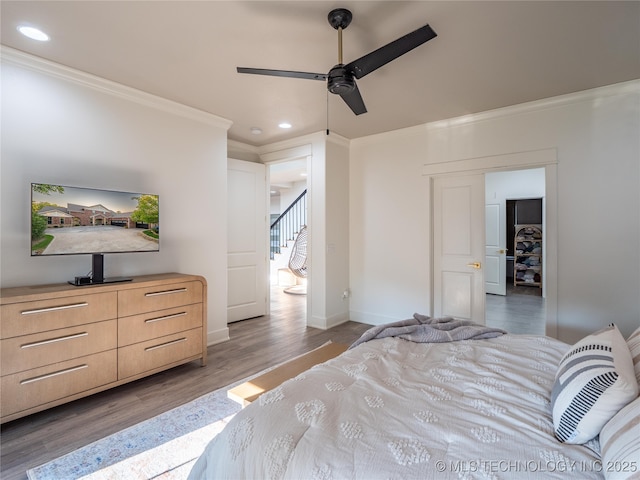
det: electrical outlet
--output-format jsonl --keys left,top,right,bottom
{"left": 342, "top": 289, "right": 350, "bottom": 299}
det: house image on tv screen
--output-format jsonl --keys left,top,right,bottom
{"left": 38, "top": 203, "right": 142, "bottom": 228}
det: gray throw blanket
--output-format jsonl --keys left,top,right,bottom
{"left": 349, "top": 313, "right": 506, "bottom": 349}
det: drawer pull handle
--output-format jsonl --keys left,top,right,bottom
{"left": 22, "top": 332, "right": 89, "bottom": 349}
{"left": 145, "top": 288, "right": 187, "bottom": 297}
{"left": 20, "top": 364, "right": 88, "bottom": 385}
{"left": 145, "top": 312, "right": 187, "bottom": 324}
{"left": 21, "top": 302, "right": 89, "bottom": 315}
{"left": 145, "top": 337, "right": 186, "bottom": 352}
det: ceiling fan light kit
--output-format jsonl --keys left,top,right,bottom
{"left": 237, "top": 8, "right": 437, "bottom": 116}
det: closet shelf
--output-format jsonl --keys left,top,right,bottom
{"left": 514, "top": 225, "right": 542, "bottom": 288}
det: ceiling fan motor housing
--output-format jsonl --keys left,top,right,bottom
{"left": 327, "top": 65, "right": 355, "bottom": 95}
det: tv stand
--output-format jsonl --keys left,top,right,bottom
{"left": 1, "top": 273, "right": 207, "bottom": 423}
{"left": 69, "top": 276, "right": 132, "bottom": 287}
{"left": 68, "top": 254, "right": 132, "bottom": 286}
{"left": 68, "top": 253, "right": 134, "bottom": 286}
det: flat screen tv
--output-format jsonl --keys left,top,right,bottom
{"left": 31, "top": 183, "right": 159, "bottom": 285}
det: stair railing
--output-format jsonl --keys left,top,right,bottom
{"left": 270, "top": 189, "right": 307, "bottom": 259}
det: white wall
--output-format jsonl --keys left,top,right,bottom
{"left": 350, "top": 81, "right": 640, "bottom": 343}
{"left": 349, "top": 130, "right": 432, "bottom": 325}
{"left": 485, "top": 169, "right": 545, "bottom": 201}
{"left": 277, "top": 179, "right": 307, "bottom": 215}
{"left": 323, "top": 137, "right": 350, "bottom": 327}
{"left": 1, "top": 49, "right": 232, "bottom": 344}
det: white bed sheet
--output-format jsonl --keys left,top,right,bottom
{"left": 189, "top": 335, "right": 603, "bottom": 479}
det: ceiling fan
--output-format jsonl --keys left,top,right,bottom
{"left": 237, "top": 8, "right": 437, "bottom": 115}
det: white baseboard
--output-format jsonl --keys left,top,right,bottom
{"left": 207, "top": 327, "right": 230, "bottom": 346}
{"left": 349, "top": 310, "right": 400, "bottom": 326}
{"left": 308, "top": 311, "right": 350, "bottom": 330}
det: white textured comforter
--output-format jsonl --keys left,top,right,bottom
{"left": 189, "top": 335, "right": 603, "bottom": 479}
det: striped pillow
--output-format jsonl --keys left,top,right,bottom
{"left": 627, "top": 326, "right": 640, "bottom": 384}
{"left": 551, "top": 325, "right": 638, "bottom": 444}
{"left": 600, "top": 396, "right": 640, "bottom": 480}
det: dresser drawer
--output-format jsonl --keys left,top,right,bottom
{"left": 118, "top": 304, "right": 203, "bottom": 347}
{"left": 118, "top": 328, "right": 203, "bottom": 379}
{"left": 1, "top": 320, "right": 117, "bottom": 376}
{"left": 118, "top": 281, "right": 203, "bottom": 317}
{"left": 1, "top": 292, "right": 117, "bottom": 339}
{"left": 1, "top": 350, "right": 117, "bottom": 418}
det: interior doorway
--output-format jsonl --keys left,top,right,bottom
{"left": 484, "top": 169, "right": 545, "bottom": 335}
{"left": 268, "top": 160, "right": 308, "bottom": 315}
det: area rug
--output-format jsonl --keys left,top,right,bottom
{"left": 26, "top": 343, "right": 334, "bottom": 480}
{"left": 26, "top": 382, "right": 242, "bottom": 480}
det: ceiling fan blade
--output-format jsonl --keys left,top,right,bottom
{"left": 339, "top": 81, "right": 367, "bottom": 115}
{"left": 237, "top": 67, "right": 327, "bottom": 81}
{"left": 345, "top": 24, "right": 437, "bottom": 79}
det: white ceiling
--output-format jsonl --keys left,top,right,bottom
{"left": 1, "top": 1, "right": 639, "bottom": 147}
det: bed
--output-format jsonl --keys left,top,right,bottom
{"left": 189, "top": 317, "right": 640, "bottom": 480}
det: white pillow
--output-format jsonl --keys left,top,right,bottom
{"left": 600, "top": 396, "right": 640, "bottom": 480}
{"left": 551, "top": 325, "right": 638, "bottom": 444}
{"left": 627, "top": 326, "right": 640, "bottom": 384}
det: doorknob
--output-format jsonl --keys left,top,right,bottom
{"left": 497, "top": 249, "right": 505, "bottom": 254}
{"left": 467, "top": 262, "right": 482, "bottom": 269}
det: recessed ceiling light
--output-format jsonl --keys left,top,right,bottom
{"left": 17, "top": 25, "right": 50, "bottom": 42}
{"left": 250, "top": 127, "right": 262, "bottom": 135}
{"left": 278, "top": 122, "right": 292, "bottom": 129}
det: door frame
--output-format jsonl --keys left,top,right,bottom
{"left": 261, "top": 144, "right": 313, "bottom": 324}
{"left": 423, "top": 148, "right": 558, "bottom": 338}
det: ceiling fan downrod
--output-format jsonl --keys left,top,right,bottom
{"left": 327, "top": 8, "right": 355, "bottom": 95}
{"left": 338, "top": 26, "right": 343, "bottom": 65}
{"left": 328, "top": 8, "right": 352, "bottom": 64}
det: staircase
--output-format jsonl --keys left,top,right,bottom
{"left": 270, "top": 190, "right": 307, "bottom": 286}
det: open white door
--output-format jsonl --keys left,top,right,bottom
{"left": 227, "top": 159, "right": 268, "bottom": 323}
{"left": 433, "top": 174, "right": 485, "bottom": 323}
{"left": 485, "top": 203, "right": 506, "bottom": 295}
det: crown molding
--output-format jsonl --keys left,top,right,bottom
{"left": 260, "top": 143, "right": 313, "bottom": 164}
{"left": 422, "top": 148, "right": 557, "bottom": 176}
{"left": 227, "top": 139, "right": 260, "bottom": 155}
{"left": 325, "top": 130, "right": 350, "bottom": 148}
{"left": 255, "top": 130, "right": 350, "bottom": 163}
{"left": 1, "top": 46, "right": 233, "bottom": 131}
{"left": 426, "top": 79, "right": 640, "bottom": 130}
{"left": 353, "top": 79, "right": 640, "bottom": 146}
{"left": 257, "top": 131, "right": 323, "bottom": 156}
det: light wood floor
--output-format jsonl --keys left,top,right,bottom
{"left": 0, "top": 289, "right": 370, "bottom": 480}
{"left": 486, "top": 283, "right": 546, "bottom": 335}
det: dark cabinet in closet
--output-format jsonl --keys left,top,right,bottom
{"left": 506, "top": 198, "right": 542, "bottom": 284}
{"left": 506, "top": 199, "right": 542, "bottom": 257}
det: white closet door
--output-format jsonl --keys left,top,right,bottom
{"left": 227, "top": 159, "right": 268, "bottom": 323}
{"left": 485, "top": 203, "right": 506, "bottom": 295}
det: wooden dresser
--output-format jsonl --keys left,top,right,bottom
{"left": 0, "top": 273, "right": 207, "bottom": 423}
